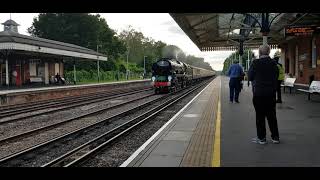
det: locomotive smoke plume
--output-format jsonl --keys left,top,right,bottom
{"left": 161, "top": 45, "right": 183, "bottom": 60}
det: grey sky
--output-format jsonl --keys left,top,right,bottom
{"left": 0, "top": 13, "right": 277, "bottom": 71}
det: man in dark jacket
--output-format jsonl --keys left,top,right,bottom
{"left": 248, "top": 44, "right": 280, "bottom": 145}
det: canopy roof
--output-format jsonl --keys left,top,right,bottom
{"left": 0, "top": 30, "right": 108, "bottom": 61}
{"left": 170, "top": 13, "right": 320, "bottom": 51}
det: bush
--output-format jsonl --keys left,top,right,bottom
{"left": 64, "top": 69, "right": 144, "bottom": 84}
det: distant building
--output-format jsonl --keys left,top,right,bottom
{"left": 0, "top": 18, "right": 107, "bottom": 87}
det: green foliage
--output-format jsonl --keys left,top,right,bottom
{"left": 28, "top": 13, "right": 126, "bottom": 71}
{"left": 118, "top": 26, "right": 167, "bottom": 74}
{"left": 222, "top": 50, "right": 256, "bottom": 74}
{"left": 64, "top": 70, "right": 142, "bottom": 84}
{"left": 28, "top": 13, "right": 214, "bottom": 84}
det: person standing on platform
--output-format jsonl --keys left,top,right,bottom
{"left": 248, "top": 44, "right": 280, "bottom": 145}
{"left": 227, "top": 60, "right": 244, "bottom": 103}
{"left": 274, "top": 54, "right": 284, "bottom": 103}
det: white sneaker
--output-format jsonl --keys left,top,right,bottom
{"left": 271, "top": 138, "right": 280, "bottom": 144}
{"left": 252, "top": 137, "right": 267, "bottom": 145}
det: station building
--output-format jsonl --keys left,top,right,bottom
{"left": 279, "top": 24, "right": 320, "bottom": 85}
{"left": 0, "top": 19, "right": 107, "bottom": 88}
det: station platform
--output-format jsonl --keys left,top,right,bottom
{"left": 0, "top": 79, "right": 150, "bottom": 106}
{"left": 0, "top": 79, "right": 149, "bottom": 95}
{"left": 121, "top": 76, "right": 320, "bottom": 167}
{"left": 121, "top": 77, "right": 221, "bottom": 167}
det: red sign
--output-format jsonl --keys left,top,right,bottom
{"left": 154, "top": 82, "right": 169, "bottom": 87}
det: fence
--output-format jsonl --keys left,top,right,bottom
{"left": 64, "top": 70, "right": 152, "bottom": 84}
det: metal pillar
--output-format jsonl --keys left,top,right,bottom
{"left": 144, "top": 57, "right": 146, "bottom": 76}
{"left": 247, "top": 50, "right": 250, "bottom": 71}
{"left": 97, "top": 60, "right": 100, "bottom": 82}
{"left": 126, "top": 51, "right": 129, "bottom": 80}
{"left": 96, "top": 44, "right": 101, "bottom": 82}
{"left": 261, "top": 13, "right": 270, "bottom": 45}
{"left": 232, "top": 53, "right": 234, "bottom": 64}
{"left": 263, "top": 36, "right": 268, "bottom": 45}
{"left": 239, "top": 54, "right": 242, "bottom": 67}
{"left": 5, "top": 58, "right": 9, "bottom": 86}
{"left": 44, "top": 62, "right": 49, "bottom": 85}
{"left": 73, "top": 60, "right": 76, "bottom": 84}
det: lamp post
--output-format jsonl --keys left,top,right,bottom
{"left": 126, "top": 50, "right": 129, "bottom": 80}
{"left": 143, "top": 56, "right": 147, "bottom": 79}
{"left": 97, "top": 44, "right": 102, "bottom": 82}
{"left": 247, "top": 50, "right": 250, "bottom": 71}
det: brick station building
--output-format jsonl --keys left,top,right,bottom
{"left": 279, "top": 25, "right": 320, "bottom": 86}
{"left": 0, "top": 19, "right": 107, "bottom": 88}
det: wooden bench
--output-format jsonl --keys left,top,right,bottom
{"left": 297, "top": 81, "right": 320, "bottom": 100}
{"left": 29, "top": 77, "right": 43, "bottom": 83}
{"left": 281, "top": 78, "right": 296, "bottom": 94}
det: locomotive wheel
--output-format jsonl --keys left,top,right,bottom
{"left": 170, "top": 86, "right": 176, "bottom": 94}
{"left": 155, "top": 88, "right": 159, "bottom": 94}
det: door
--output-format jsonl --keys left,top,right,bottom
{"left": 55, "top": 63, "right": 60, "bottom": 75}
{"left": 15, "top": 64, "right": 21, "bottom": 86}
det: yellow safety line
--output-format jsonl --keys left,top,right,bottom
{"left": 212, "top": 78, "right": 221, "bottom": 167}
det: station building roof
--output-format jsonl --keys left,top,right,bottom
{"left": 0, "top": 30, "right": 108, "bottom": 61}
{"left": 170, "top": 13, "right": 320, "bottom": 51}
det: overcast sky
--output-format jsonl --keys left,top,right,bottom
{"left": 0, "top": 13, "right": 277, "bottom": 71}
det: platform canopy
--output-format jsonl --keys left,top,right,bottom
{"left": 170, "top": 13, "right": 320, "bottom": 51}
{"left": 0, "top": 30, "right": 108, "bottom": 61}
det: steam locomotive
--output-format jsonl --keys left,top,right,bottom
{"left": 151, "top": 58, "right": 215, "bottom": 94}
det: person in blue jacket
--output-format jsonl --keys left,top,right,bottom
{"left": 227, "top": 60, "right": 244, "bottom": 103}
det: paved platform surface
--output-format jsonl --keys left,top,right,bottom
{"left": 0, "top": 79, "right": 149, "bottom": 95}
{"left": 220, "top": 76, "right": 320, "bottom": 167}
{"left": 121, "top": 75, "right": 320, "bottom": 167}
{"left": 122, "top": 77, "right": 220, "bottom": 167}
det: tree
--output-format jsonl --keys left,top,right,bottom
{"left": 118, "top": 26, "right": 167, "bottom": 74}
{"left": 222, "top": 49, "right": 255, "bottom": 74}
{"left": 28, "top": 13, "right": 126, "bottom": 71}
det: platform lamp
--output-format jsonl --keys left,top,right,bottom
{"left": 143, "top": 56, "right": 147, "bottom": 79}
{"left": 96, "top": 44, "right": 102, "bottom": 82}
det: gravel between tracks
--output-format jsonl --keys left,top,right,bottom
{"left": 77, "top": 81, "right": 210, "bottom": 167}
{"left": 0, "top": 92, "right": 180, "bottom": 167}
{"left": 0, "top": 91, "right": 158, "bottom": 159}
{"left": 0, "top": 90, "right": 153, "bottom": 139}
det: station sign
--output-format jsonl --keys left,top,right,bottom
{"left": 285, "top": 25, "right": 320, "bottom": 37}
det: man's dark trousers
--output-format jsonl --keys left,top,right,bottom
{"left": 253, "top": 95, "right": 279, "bottom": 140}
{"left": 229, "top": 77, "right": 240, "bottom": 102}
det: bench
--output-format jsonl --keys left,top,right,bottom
{"left": 29, "top": 77, "right": 43, "bottom": 83}
{"left": 281, "top": 78, "right": 296, "bottom": 94}
{"left": 297, "top": 81, "right": 320, "bottom": 100}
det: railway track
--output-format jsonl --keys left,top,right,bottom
{"left": 0, "top": 79, "right": 210, "bottom": 167}
{"left": 0, "top": 84, "right": 151, "bottom": 111}
{"left": 0, "top": 92, "right": 157, "bottom": 145}
{"left": 0, "top": 86, "right": 153, "bottom": 124}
